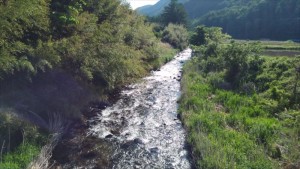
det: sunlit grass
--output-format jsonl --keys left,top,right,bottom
{"left": 0, "top": 142, "right": 40, "bottom": 169}
{"left": 179, "top": 56, "right": 300, "bottom": 168}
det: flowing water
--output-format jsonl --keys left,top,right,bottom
{"left": 87, "top": 48, "right": 193, "bottom": 169}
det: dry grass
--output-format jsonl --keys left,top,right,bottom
{"left": 27, "top": 112, "right": 67, "bottom": 169}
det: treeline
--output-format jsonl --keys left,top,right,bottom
{"left": 187, "top": 0, "right": 300, "bottom": 40}
{"left": 180, "top": 26, "right": 300, "bottom": 168}
{"left": 138, "top": 0, "right": 300, "bottom": 40}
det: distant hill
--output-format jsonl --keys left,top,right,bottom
{"left": 193, "top": 0, "right": 300, "bottom": 40}
{"left": 137, "top": 0, "right": 300, "bottom": 40}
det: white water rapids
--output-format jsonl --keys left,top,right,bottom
{"left": 88, "top": 48, "right": 192, "bottom": 169}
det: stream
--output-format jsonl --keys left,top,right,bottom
{"left": 53, "top": 48, "right": 193, "bottom": 169}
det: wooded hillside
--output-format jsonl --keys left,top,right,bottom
{"left": 138, "top": 0, "right": 300, "bottom": 40}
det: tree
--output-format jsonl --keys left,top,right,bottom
{"left": 223, "top": 42, "right": 262, "bottom": 88}
{"left": 161, "top": 0, "right": 187, "bottom": 26}
{"left": 190, "top": 26, "right": 230, "bottom": 46}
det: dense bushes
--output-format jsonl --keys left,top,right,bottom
{"left": 162, "top": 24, "right": 189, "bottom": 50}
{"left": 0, "top": 0, "right": 177, "bottom": 118}
{"left": 0, "top": 0, "right": 179, "bottom": 167}
{"left": 180, "top": 26, "right": 300, "bottom": 168}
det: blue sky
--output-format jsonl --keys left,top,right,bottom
{"left": 127, "top": 0, "right": 159, "bottom": 9}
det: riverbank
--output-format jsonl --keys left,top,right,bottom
{"left": 179, "top": 43, "right": 300, "bottom": 168}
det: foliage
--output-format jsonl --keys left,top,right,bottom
{"left": 0, "top": 143, "right": 40, "bottom": 169}
{"left": 0, "top": 0, "right": 57, "bottom": 80}
{"left": 0, "top": 111, "right": 46, "bottom": 168}
{"left": 138, "top": 0, "right": 300, "bottom": 40}
{"left": 179, "top": 26, "right": 300, "bottom": 168}
{"left": 188, "top": 0, "right": 300, "bottom": 40}
{"left": 0, "top": 0, "right": 177, "bottom": 118}
{"left": 190, "top": 26, "right": 230, "bottom": 46}
{"left": 180, "top": 62, "right": 278, "bottom": 168}
{"left": 0, "top": 0, "right": 181, "bottom": 167}
{"left": 162, "top": 24, "right": 189, "bottom": 50}
{"left": 149, "top": 42, "right": 178, "bottom": 70}
{"left": 161, "top": 0, "right": 188, "bottom": 26}
{"left": 223, "top": 42, "right": 263, "bottom": 88}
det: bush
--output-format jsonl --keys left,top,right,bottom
{"left": 162, "top": 23, "right": 189, "bottom": 50}
{"left": 223, "top": 42, "right": 262, "bottom": 88}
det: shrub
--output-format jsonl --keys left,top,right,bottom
{"left": 162, "top": 23, "right": 189, "bottom": 50}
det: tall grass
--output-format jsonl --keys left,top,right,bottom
{"left": 179, "top": 57, "right": 300, "bottom": 168}
{"left": 0, "top": 110, "right": 66, "bottom": 169}
{"left": 27, "top": 133, "right": 62, "bottom": 169}
{"left": 28, "top": 112, "right": 65, "bottom": 169}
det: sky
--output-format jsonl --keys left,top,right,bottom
{"left": 126, "top": 0, "right": 159, "bottom": 9}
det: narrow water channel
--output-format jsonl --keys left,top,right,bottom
{"left": 88, "top": 48, "right": 192, "bottom": 169}
{"left": 53, "top": 48, "right": 193, "bottom": 169}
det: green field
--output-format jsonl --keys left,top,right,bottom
{"left": 235, "top": 40, "right": 300, "bottom": 50}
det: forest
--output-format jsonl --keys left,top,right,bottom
{"left": 139, "top": 0, "right": 300, "bottom": 40}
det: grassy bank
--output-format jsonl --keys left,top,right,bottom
{"left": 181, "top": 26, "right": 300, "bottom": 168}
{"left": 151, "top": 42, "right": 178, "bottom": 70}
{"left": 180, "top": 55, "right": 300, "bottom": 168}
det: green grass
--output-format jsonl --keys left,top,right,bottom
{"left": 0, "top": 143, "right": 40, "bottom": 169}
{"left": 0, "top": 111, "right": 47, "bottom": 169}
{"left": 179, "top": 56, "right": 300, "bottom": 168}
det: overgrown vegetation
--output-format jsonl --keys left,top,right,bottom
{"left": 147, "top": 0, "right": 189, "bottom": 51}
{"left": 0, "top": 0, "right": 183, "bottom": 118}
{"left": 180, "top": 26, "right": 300, "bottom": 168}
{"left": 0, "top": 0, "right": 185, "bottom": 167}
{"left": 161, "top": 0, "right": 188, "bottom": 26}
{"left": 0, "top": 111, "right": 46, "bottom": 168}
{"left": 162, "top": 24, "right": 189, "bottom": 50}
